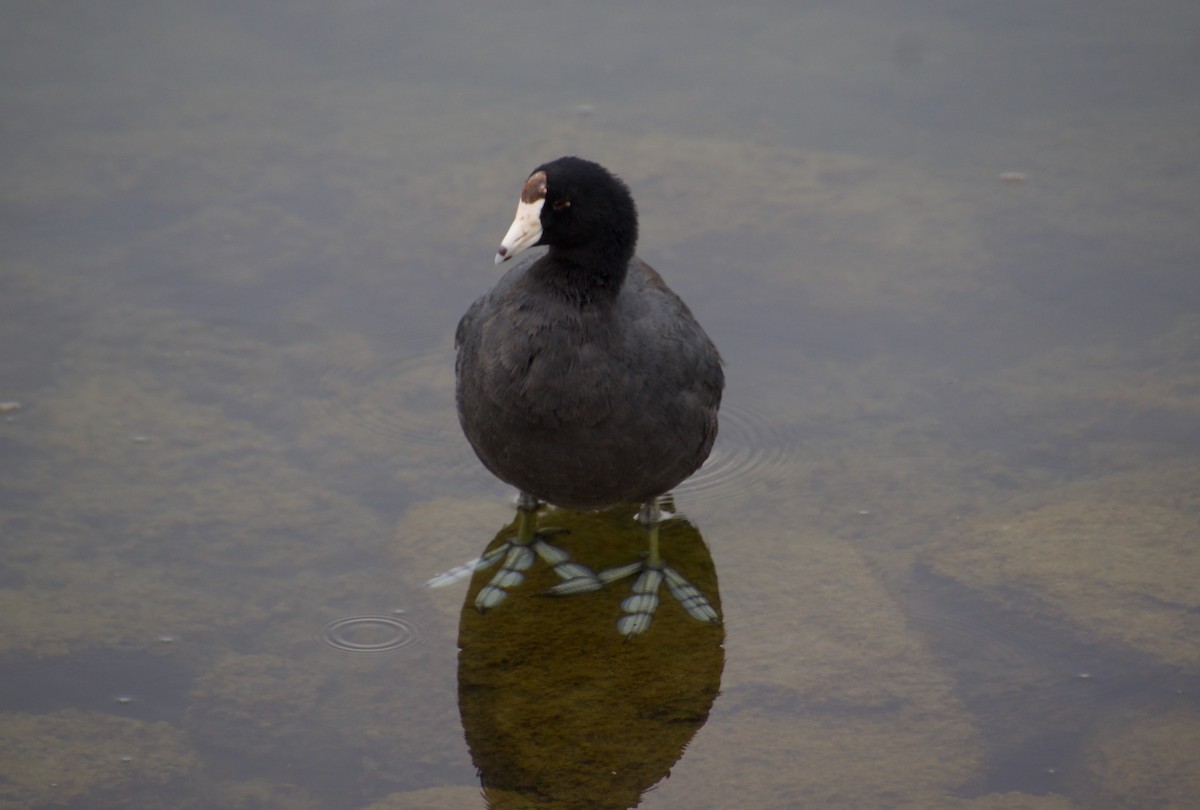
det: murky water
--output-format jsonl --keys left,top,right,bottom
{"left": 2, "top": 1, "right": 1198, "bottom": 808}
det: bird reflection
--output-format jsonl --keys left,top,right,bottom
{"left": 455, "top": 502, "right": 724, "bottom": 809}
{"left": 450, "top": 495, "right": 717, "bottom": 637}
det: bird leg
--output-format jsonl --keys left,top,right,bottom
{"left": 424, "top": 492, "right": 600, "bottom": 611}
{"left": 582, "top": 496, "right": 721, "bottom": 637}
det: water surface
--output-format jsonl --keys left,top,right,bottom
{"left": 2, "top": 1, "right": 1198, "bottom": 808}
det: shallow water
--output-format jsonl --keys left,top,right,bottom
{"left": 2, "top": 1, "right": 1199, "bottom": 808}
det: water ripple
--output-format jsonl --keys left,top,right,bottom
{"left": 675, "top": 398, "right": 807, "bottom": 508}
{"left": 320, "top": 615, "right": 427, "bottom": 654}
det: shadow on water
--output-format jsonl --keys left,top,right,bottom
{"left": 901, "top": 564, "right": 1200, "bottom": 799}
{"left": 455, "top": 504, "right": 724, "bottom": 809}
{"left": 0, "top": 646, "right": 194, "bottom": 724}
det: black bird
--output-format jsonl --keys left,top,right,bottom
{"left": 453, "top": 157, "right": 724, "bottom": 624}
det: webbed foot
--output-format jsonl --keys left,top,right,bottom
{"left": 589, "top": 499, "right": 721, "bottom": 637}
{"left": 424, "top": 492, "right": 601, "bottom": 610}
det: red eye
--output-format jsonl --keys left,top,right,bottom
{"left": 552, "top": 199, "right": 571, "bottom": 211}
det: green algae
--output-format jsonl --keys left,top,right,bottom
{"left": 0, "top": 710, "right": 194, "bottom": 810}
{"left": 3, "top": 112, "right": 1196, "bottom": 807}
{"left": 648, "top": 510, "right": 986, "bottom": 809}
{"left": 1, "top": 3, "right": 1198, "bottom": 808}
{"left": 185, "top": 653, "right": 327, "bottom": 760}
{"left": 1075, "top": 704, "right": 1200, "bottom": 809}
{"left": 924, "top": 462, "right": 1200, "bottom": 673}
{"left": 361, "top": 786, "right": 488, "bottom": 810}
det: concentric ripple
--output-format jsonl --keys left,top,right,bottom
{"left": 321, "top": 615, "right": 427, "bottom": 654}
{"left": 674, "top": 398, "right": 807, "bottom": 508}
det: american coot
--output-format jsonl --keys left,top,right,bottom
{"left": 453, "top": 157, "right": 724, "bottom": 628}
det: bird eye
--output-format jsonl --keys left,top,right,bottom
{"left": 552, "top": 199, "right": 571, "bottom": 211}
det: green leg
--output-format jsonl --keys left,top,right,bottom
{"left": 514, "top": 491, "right": 540, "bottom": 543}
{"left": 637, "top": 499, "right": 663, "bottom": 568}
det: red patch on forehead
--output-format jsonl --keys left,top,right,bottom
{"left": 520, "top": 170, "right": 548, "bottom": 203}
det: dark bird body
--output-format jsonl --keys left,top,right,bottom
{"left": 455, "top": 157, "right": 723, "bottom": 511}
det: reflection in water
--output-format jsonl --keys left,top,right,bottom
{"left": 450, "top": 496, "right": 720, "bottom": 637}
{"left": 457, "top": 504, "right": 724, "bottom": 809}
{"left": 5, "top": 0, "right": 1199, "bottom": 806}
